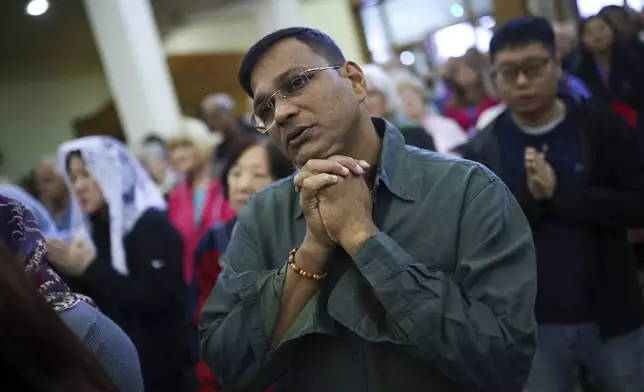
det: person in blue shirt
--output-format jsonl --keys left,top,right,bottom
{"left": 461, "top": 17, "right": 644, "bottom": 392}
{"left": 34, "top": 156, "right": 73, "bottom": 233}
{"left": 0, "top": 193, "right": 144, "bottom": 392}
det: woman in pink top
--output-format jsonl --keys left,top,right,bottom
{"left": 442, "top": 56, "right": 499, "bottom": 134}
{"left": 167, "top": 118, "right": 236, "bottom": 286}
{"left": 397, "top": 80, "right": 468, "bottom": 154}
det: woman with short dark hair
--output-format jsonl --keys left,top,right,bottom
{"left": 193, "top": 136, "right": 295, "bottom": 392}
{"left": 572, "top": 15, "right": 644, "bottom": 130}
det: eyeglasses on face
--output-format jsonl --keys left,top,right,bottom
{"left": 491, "top": 58, "right": 551, "bottom": 85}
{"left": 250, "top": 65, "right": 342, "bottom": 133}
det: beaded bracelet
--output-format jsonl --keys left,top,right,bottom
{"left": 287, "top": 248, "right": 328, "bottom": 280}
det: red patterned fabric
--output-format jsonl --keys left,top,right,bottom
{"left": 611, "top": 101, "right": 638, "bottom": 128}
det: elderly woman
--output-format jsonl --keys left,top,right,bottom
{"left": 193, "top": 136, "right": 294, "bottom": 392}
{"left": 47, "top": 136, "right": 190, "bottom": 392}
{"left": 442, "top": 55, "right": 499, "bottom": 134}
{"left": 167, "top": 118, "right": 236, "bottom": 286}
{"left": 139, "top": 134, "right": 180, "bottom": 197}
{"left": 167, "top": 117, "right": 237, "bottom": 388}
{"left": 361, "top": 64, "right": 436, "bottom": 151}
{"left": 396, "top": 78, "right": 467, "bottom": 154}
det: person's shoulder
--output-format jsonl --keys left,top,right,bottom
{"left": 59, "top": 301, "right": 101, "bottom": 341}
{"left": 401, "top": 147, "right": 503, "bottom": 214}
{"left": 62, "top": 301, "right": 133, "bottom": 349}
{"left": 404, "top": 146, "right": 498, "bottom": 190}
{"left": 426, "top": 114, "right": 464, "bottom": 133}
{"left": 130, "top": 208, "right": 181, "bottom": 241}
{"left": 197, "top": 218, "right": 237, "bottom": 251}
{"left": 78, "top": 305, "right": 144, "bottom": 392}
{"left": 576, "top": 98, "right": 634, "bottom": 138}
{"left": 249, "top": 173, "right": 296, "bottom": 204}
{"left": 476, "top": 103, "right": 506, "bottom": 130}
{"left": 237, "top": 174, "right": 297, "bottom": 225}
{"left": 135, "top": 208, "right": 171, "bottom": 227}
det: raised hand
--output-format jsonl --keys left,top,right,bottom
{"left": 46, "top": 237, "right": 94, "bottom": 277}
{"left": 525, "top": 146, "right": 556, "bottom": 201}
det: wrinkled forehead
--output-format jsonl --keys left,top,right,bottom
{"left": 250, "top": 39, "right": 327, "bottom": 102}
{"left": 493, "top": 43, "right": 552, "bottom": 66}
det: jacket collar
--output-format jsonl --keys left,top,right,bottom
{"left": 373, "top": 117, "right": 415, "bottom": 201}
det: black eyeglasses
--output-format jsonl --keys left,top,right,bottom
{"left": 491, "top": 58, "right": 551, "bottom": 84}
{"left": 251, "top": 65, "right": 342, "bottom": 133}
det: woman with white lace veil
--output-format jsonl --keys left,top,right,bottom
{"left": 46, "top": 136, "right": 193, "bottom": 392}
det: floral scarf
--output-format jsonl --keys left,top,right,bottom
{"left": 0, "top": 195, "right": 94, "bottom": 312}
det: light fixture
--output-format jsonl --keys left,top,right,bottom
{"left": 372, "top": 50, "right": 391, "bottom": 64}
{"left": 26, "top": 0, "right": 49, "bottom": 16}
{"left": 450, "top": 4, "right": 464, "bottom": 18}
{"left": 479, "top": 15, "right": 496, "bottom": 29}
{"left": 399, "top": 51, "right": 416, "bottom": 66}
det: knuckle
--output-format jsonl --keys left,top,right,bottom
{"left": 294, "top": 171, "right": 311, "bottom": 182}
{"left": 302, "top": 159, "right": 323, "bottom": 170}
{"left": 301, "top": 176, "right": 315, "bottom": 189}
{"left": 331, "top": 155, "right": 354, "bottom": 164}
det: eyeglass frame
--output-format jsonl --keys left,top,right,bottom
{"left": 490, "top": 57, "right": 552, "bottom": 85}
{"left": 250, "top": 65, "right": 343, "bottom": 133}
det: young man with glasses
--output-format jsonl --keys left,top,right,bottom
{"left": 199, "top": 27, "right": 538, "bottom": 391}
{"left": 461, "top": 17, "right": 644, "bottom": 392}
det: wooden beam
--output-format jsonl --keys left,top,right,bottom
{"left": 494, "top": 0, "right": 528, "bottom": 25}
{"left": 349, "top": 0, "right": 374, "bottom": 64}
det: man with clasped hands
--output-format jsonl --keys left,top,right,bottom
{"left": 199, "top": 27, "right": 538, "bottom": 392}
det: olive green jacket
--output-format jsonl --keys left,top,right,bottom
{"left": 200, "top": 118, "right": 537, "bottom": 392}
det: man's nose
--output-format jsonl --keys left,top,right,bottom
{"left": 238, "top": 173, "right": 255, "bottom": 192}
{"left": 515, "top": 71, "right": 529, "bottom": 87}
{"left": 273, "top": 96, "right": 299, "bottom": 126}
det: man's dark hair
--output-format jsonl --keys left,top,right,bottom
{"left": 489, "top": 17, "right": 556, "bottom": 63}
{"left": 238, "top": 27, "right": 346, "bottom": 97}
{"left": 599, "top": 5, "right": 627, "bottom": 16}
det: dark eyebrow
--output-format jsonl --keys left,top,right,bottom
{"left": 252, "top": 67, "right": 305, "bottom": 109}
{"left": 496, "top": 56, "right": 550, "bottom": 68}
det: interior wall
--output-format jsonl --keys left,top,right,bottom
{"left": 0, "top": 16, "right": 255, "bottom": 180}
{"left": 304, "top": 0, "right": 365, "bottom": 64}
{"left": 164, "top": 16, "right": 259, "bottom": 55}
{"left": 1, "top": 0, "right": 364, "bottom": 179}
{"left": 0, "top": 73, "right": 111, "bottom": 179}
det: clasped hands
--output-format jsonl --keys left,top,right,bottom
{"left": 294, "top": 155, "right": 378, "bottom": 255}
{"left": 46, "top": 237, "right": 94, "bottom": 277}
{"left": 525, "top": 146, "right": 557, "bottom": 201}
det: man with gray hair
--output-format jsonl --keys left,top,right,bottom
{"left": 34, "top": 155, "right": 71, "bottom": 232}
{"left": 200, "top": 93, "right": 257, "bottom": 167}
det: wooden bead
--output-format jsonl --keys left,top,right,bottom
{"left": 287, "top": 247, "right": 328, "bottom": 280}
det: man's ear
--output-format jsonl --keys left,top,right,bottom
{"left": 342, "top": 61, "right": 368, "bottom": 103}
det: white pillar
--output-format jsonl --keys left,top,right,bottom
{"left": 256, "top": 0, "right": 304, "bottom": 36}
{"left": 83, "top": 0, "right": 182, "bottom": 146}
